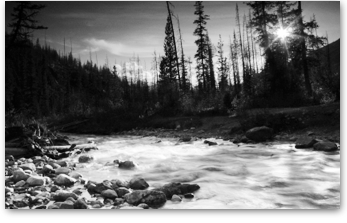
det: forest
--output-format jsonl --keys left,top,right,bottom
{"left": 5, "top": 1, "right": 340, "bottom": 128}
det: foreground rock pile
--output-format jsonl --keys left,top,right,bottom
{"left": 5, "top": 154, "right": 200, "bottom": 209}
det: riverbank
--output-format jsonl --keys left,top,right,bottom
{"left": 57, "top": 102, "right": 340, "bottom": 144}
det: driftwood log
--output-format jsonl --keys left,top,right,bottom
{"left": 5, "top": 143, "right": 98, "bottom": 157}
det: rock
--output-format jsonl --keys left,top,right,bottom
{"left": 116, "top": 187, "right": 130, "bottom": 198}
{"left": 124, "top": 190, "right": 148, "bottom": 205}
{"left": 114, "top": 198, "right": 125, "bottom": 206}
{"left": 124, "top": 190, "right": 166, "bottom": 208}
{"left": 313, "top": 142, "right": 338, "bottom": 152}
{"left": 184, "top": 193, "right": 194, "bottom": 199}
{"left": 74, "top": 198, "right": 89, "bottom": 209}
{"left": 27, "top": 176, "right": 45, "bottom": 186}
{"left": 204, "top": 140, "right": 217, "bottom": 146}
{"left": 14, "top": 180, "right": 26, "bottom": 187}
{"left": 128, "top": 178, "right": 149, "bottom": 190}
{"left": 78, "top": 155, "right": 94, "bottom": 163}
{"left": 171, "top": 194, "right": 182, "bottom": 202}
{"left": 48, "top": 162, "right": 61, "bottom": 169}
{"left": 20, "top": 163, "right": 36, "bottom": 172}
{"left": 54, "top": 174, "right": 77, "bottom": 186}
{"left": 12, "top": 169, "right": 30, "bottom": 183}
{"left": 179, "top": 184, "right": 200, "bottom": 194}
{"left": 59, "top": 200, "right": 75, "bottom": 209}
{"left": 95, "top": 181, "right": 113, "bottom": 193}
{"left": 50, "top": 185, "right": 62, "bottom": 192}
{"left": 141, "top": 190, "right": 166, "bottom": 208}
{"left": 120, "top": 206, "right": 143, "bottom": 209}
{"left": 48, "top": 203, "right": 61, "bottom": 209}
{"left": 101, "top": 189, "right": 118, "bottom": 199}
{"left": 42, "top": 164, "right": 54, "bottom": 174}
{"left": 137, "top": 203, "right": 149, "bottom": 209}
{"left": 55, "top": 161, "right": 68, "bottom": 167}
{"left": 295, "top": 137, "right": 318, "bottom": 148}
{"left": 118, "top": 161, "right": 136, "bottom": 169}
{"left": 69, "top": 172, "right": 83, "bottom": 180}
{"left": 111, "top": 179, "right": 128, "bottom": 188}
{"left": 180, "top": 136, "right": 192, "bottom": 142}
{"left": 245, "top": 126, "right": 273, "bottom": 142}
{"left": 55, "top": 167, "right": 71, "bottom": 175}
{"left": 53, "top": 191, "right": 78, "bottom": 201}
{"left": 155, "top": 182, "right": 200, "bottom": 199}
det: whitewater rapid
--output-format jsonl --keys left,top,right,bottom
{"left": 65, "top": 135, "right": 340, "bottom": 209}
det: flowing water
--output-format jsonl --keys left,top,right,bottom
{"left": 65, "top": 134, "right": 340, "bottom": 209}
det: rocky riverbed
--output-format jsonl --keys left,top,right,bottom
{"left": 5, "top": 152, "right": 200, "bottom": 209}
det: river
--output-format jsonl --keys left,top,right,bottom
{"left": 65, "top": 134, "right": 340, "bottom": 209}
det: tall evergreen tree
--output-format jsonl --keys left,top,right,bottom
{"left": 217, "top": 35, "right": 228, "bottom": 93}
{"left": 193, "top": 1, "right": 210, "bottom": 91}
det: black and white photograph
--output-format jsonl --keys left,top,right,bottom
{"left": 4, "top": 1, "right": 340, "bottom": 210}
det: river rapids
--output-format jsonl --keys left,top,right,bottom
{"left": 66, "top": 135, "right": 340, "bottom": 209}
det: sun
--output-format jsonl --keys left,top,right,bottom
{"left": 276, "top": 27, "right": 292, "bottom": 40}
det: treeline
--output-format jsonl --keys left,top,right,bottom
{"left": 5, "top": 1, "right": 339, "bottom": 125}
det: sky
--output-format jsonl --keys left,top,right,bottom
{"left": 5, "top": 1, "right": 340, "bottom": 78}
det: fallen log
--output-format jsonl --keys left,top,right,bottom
{"left": 42, "top": 143, "right": 98, "bottom": 151}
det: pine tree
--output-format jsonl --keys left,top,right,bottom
{"left": 166, "top": 1, "right": 181, "bottom": 87}
{"left": 176, "top": 15, "right": 189, "bottom": 92}
{"left": 206, "top": 32, "right": 216, "bottom": 91}
{"left": 193, "top": 1, "right": 210, "bottom": 91}
{"left": 217, "top": 35, "right": 228, "bottom": 93}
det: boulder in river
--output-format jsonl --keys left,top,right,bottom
{"left": 118, "top": 161, "right": 136, "bottom": 169}
{"left": 55, "top": 174, "right": 77, "bottom": 186}
{"left": 78, "top": 155, "right": 94, "bottom": 163}
{"left": 128, "top": 178, "right": 149, "bottom": 190}
{"left": 154, "top": 182, "right": 200, "bottom": 199}
{"left": 295, "top": 137, "right": 318, "bottom": 148}
{"left": 245, "top": 126, "right": 273, "bottom": 142}
{"left": 313, "top": 142, "right": 338, "bottom": 152}
{"left": 124, "top": 190, "right": 166, "bottom": 208}
{"left": 204, "top": 140, "right": 217, "bottom": 146}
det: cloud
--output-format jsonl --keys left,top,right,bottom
{"left": 84, "top": 38, "right": 124, "bottom": 56}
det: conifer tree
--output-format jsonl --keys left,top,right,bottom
{"left": 193, "top": 1, "right": 210, "bottom": 91}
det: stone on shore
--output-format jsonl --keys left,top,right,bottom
{"left": 55, "top": 167, "right": 71, "bottom": 175}
{"left": 12, "top": 169, "right": 30, "bottom": 183}
{"left": 128, "top": 178, "right": 149, "bottom": 190}
{"left": 27, "top": 176, "right": 46, "bottom": 186}
{"left": 74, "top": 198, "right": 89, "bottom": 209}
{"left": 54, "top": 174, "right": 77, "bottom": 186}
{"left": 101, "top": 189, "right": 118, "bottom": 199}
{"left": 313, "top": 141, "right": 338, "bottom": 152}
{"left": 245, "top": 126, "right": 273, "bottom": 142}
{"left": 53, "top": 191, "right": 78, "bottom": 201}
{"left": 20, "top": 163, "right": 36, "bottom": 172}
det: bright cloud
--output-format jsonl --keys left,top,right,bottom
{"left": 84, "top": 38, "right": 124, "bottom": 56}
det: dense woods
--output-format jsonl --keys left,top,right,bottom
{"left": 5, "top": 1, "right": 340, "bottom": 127}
